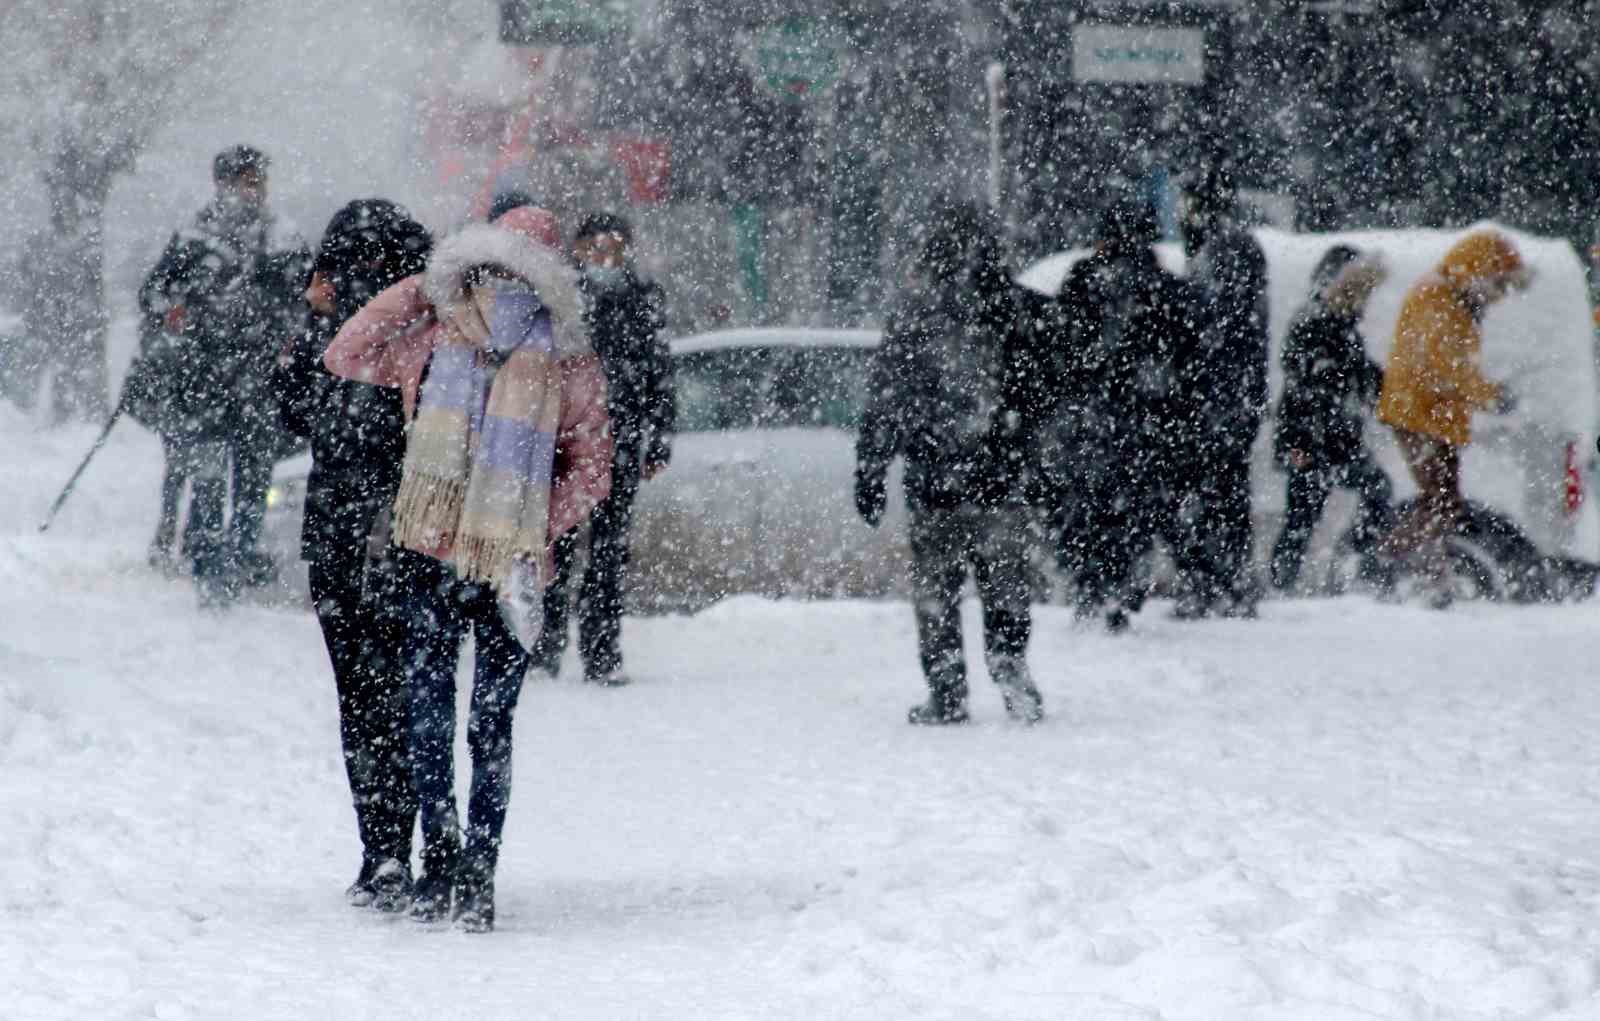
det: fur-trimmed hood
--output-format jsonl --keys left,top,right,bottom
{"left": 422, "top": 220, "right": 591, "bottom": 357}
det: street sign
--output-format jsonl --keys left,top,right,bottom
{"left": 755, "top": 17, "right": 840, "bottom": 102}
{"left": 1072, "top": 24, "right": 1206, "bottom": 85}
{"left": 499, "top": 0, "right": 631, "bottom": 45}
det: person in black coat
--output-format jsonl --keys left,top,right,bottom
{"left": 1177, "top": 166, "right": 1271, "bottom": 617}
{"left": 530, "top": 212, "right": 674, "bottom": 686}
{"left": 1044, "top": 197, "right": 1205, "bottom": 633}
{"left": 855, "top": 200, "right": 1042, "bottom": 726}
{"left": 135, "top": 145, "right": 309, "bottom": 601}
{"left": 1269, "top": 245, "right": 1395, "bottom": 591}
{"left": 275, "top": 198, "right": 431, "bottom": 910}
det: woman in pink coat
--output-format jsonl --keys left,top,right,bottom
{"left": 324, "top": 204, "right": 612, "bottom": 933}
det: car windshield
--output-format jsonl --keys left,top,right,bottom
{"left": 675, "top": 345, "right": 874, "bottom": 432}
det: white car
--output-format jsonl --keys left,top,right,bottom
{"left": 628, "top": 328, "right": 909, "bottom": 610}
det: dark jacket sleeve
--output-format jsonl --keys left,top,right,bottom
{"left": 638, "top": 281, "right": 675, "bottom": 468}
{"left": 855, "top": 310, "right": 912, "bottom": 493}
{"left": 1273, "top": 315, "right": 1317, "bottom": 461}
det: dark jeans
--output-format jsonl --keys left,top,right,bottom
{"left": 1270, "top": 456, "right": 1395, "bottom": 590}
{"left": 400, "top": 551, "right": 529, "bottom": 876}
{"left": 1060, "top": 453, "right": 1176, "bottom": 612}
{"left": 309, "top": 544, "right": 416, "bottom": 867}
{"left": 908, "top": 506, "right": 1032, "bottom": 706}
{"left": 1176, "top": 439, "right": 1256, "bottom": 607}
{"left": 229, "top": 439, "right": 274, "bottom": 560}
{"left": 156, "top": 437, "right": 229, "bottom": 576}
{"left": 535, "top": 465, "right": 640, "bottom": 679}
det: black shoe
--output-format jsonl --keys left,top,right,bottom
{"left": 584, "top": 669, "right": 631, "bottom": 688}
{"left": 1105, "top": 607, "right": 1130, "bottom": 634}
{"left": 907, "top": 696, "right": 970, "bottom": 726}
{"left": 234, "top": 550, "right": 278, "bottom": 589}
{"left": 345, "top": 859, "right": 378, "bottom": 908}
{"left": 997, "top": 679, "right": 1044, "bottom": 725}
{"left": 369, "top": 857, "right": 413, "bottom": 914}
{"left": 453, "top": 870, "right": 495, "bottom": 934}
{"left": 409, "top": 868, "right": 454, "bottom": 923}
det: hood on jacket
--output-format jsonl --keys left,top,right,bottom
{"left": 1437, "top": 230, "right": 1530, "bottom": 292}
{"left": 422, "top": 212, "right": 589, "bottom": 357}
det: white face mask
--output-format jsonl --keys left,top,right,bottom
{"left": 583, "top": 264, "right": 627, "bottom": 291}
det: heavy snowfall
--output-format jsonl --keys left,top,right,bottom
{"left": 4, "top": 2, "right": 1600, "bottom": 1019}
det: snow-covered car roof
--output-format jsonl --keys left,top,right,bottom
{"left": 669, "top": 327, "right": 881, "bottom": 357}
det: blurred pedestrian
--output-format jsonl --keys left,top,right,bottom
{"left": 855, "top": 200, "right": 1042, "bottom": 726}
{"left": 1376, "top": 230, "right": 1529, "bottom": 608}
{"left": 1177, "top": 166, "right": 1271, "bottom": 618}
{"left": 1268, "top": 246, "right": 1394, "bottom": 592}
{"left": 133, "top": 144, "right": 308, "bottom": 603}
{"left": 275, "top": 198, "right": 432, "bottom": 911}
{"left": 1045, "top": 196, "right": 1203, "bottom": 633}
{"left": 324, "top": 205, "right": 613, "bottom": 933}
{"left": 530, "top": 212, "right": 673, "bottom": 686}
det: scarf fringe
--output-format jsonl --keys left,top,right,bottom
{"left": 393, "top": 473, "right": 467, "bottom": 556}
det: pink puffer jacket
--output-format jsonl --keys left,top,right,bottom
{"left": 323, "top": 209, "right": 613, "bottom": 544}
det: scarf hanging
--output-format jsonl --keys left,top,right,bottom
{"left": 392, "top": 278, "right": 562, "bottom": 592}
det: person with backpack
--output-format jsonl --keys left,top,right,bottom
{"left": 1268, "top": 245, "right": 1395, "bottom": 592}
{"left": 854, "top": 201, "right": 1042, "bottom": 726}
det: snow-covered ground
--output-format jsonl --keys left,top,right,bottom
{"left": 4, "top": 404, "right": 1600, "bottom": 1021}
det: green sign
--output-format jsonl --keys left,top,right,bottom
{"left": 755, "top": 17, "right": 840, "bottom": 102}
{"left": 499, "top": 0, "right": 631, "bottom": 45}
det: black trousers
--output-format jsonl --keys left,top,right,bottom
{"left": 1176, "top": 438, "right": 1257, "bottom": 607}
{"left": 908, "top": 505, "right": 1032, "bottom": 705}
{"left": 309, "top": 544, "right": 416, "bottom": 867}
{"left": 229, "top": 438, "right": 274, "bottom": 559}
{"left": 1057, "top": 447, "right": 1177, "bottom": 612}
{"left": 535, "top": 464, "right": 641, "bottom": 679}
{"left": 1270, "top": 456, "right": 1395, "bottom": 590}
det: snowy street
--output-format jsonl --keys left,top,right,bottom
{"left": 5, "top": 409, "right": 1600, "bottom": 1020}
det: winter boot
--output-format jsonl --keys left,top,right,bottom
{"left": 584, "top": 669, "right": 631, "bottom": 688}
{"left": 1104, "top": 606, "right": 1131, "bottom": 635}
{"left": 369, "top": 857, "right": 413, "bottom": 914}
{"left": 907, "top": 676, "right": 970, "bottom": 726}
{"left": 990, "top": 656, "right": 1044, "bottom": 725}
{"left": 453, "top": 860, "right": 496, "bottom": 934}
{"left": 409, "top": 837, "right": 460, "bottom": 924}
{"left": 345, "top": 858, "right": 378, "bottom": 908}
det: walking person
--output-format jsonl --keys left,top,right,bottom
{"left": 275, "top": 199, "right": 432, "bottom": 910}
{"left": 324, "top": 204, "right": 613, "bottom": 932}
{"left": 855, "top": 201, "right": 1042, "bottom": 726}
{"left": 1177, "top": 166, "right": 1271, "bottom": 617}
{"left": 135, "top": 144, "right": 308, "bottom": 601}
{"left": 1268, "top": 246, "right": 1395, "bottom": 592}
{"left": 530, "top": 212, "right": 673, "bottom": 686}
{"left": 1375, "top": 229, "right": 1529, "bottom": 608}
{"left": 1044, "top": 196, "right": 1204, "bottom": 632}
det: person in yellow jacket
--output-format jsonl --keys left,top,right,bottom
{"left": 1376, "top": 229, "right": 1531, "bottom": 604}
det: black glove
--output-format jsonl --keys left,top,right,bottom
{"left": 855, "top": 470, "right": 887, "bottom": 528}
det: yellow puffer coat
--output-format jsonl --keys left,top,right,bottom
{"left": 1375, "top": 231, "right": 1519, "bottom": 446}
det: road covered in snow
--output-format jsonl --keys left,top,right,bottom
{"left": 4, "top": 406, "right": 1600, "bottom": 1020}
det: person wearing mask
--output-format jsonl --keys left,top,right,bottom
{"left": 1268, "top": 246, "right": 1394, "bottom": 592}
{"left": 324, "top": 204, "right": 613, "bottom": 933}
{"left": 275, "top": 199, "right": 431, "bottom": 911}
{"left": 855, "top": 200, "right": 1042, "bottom": 726}
{"left": 1177, "top": 165, "right": 1270, "bottom": 618}
{"left": 135, "top": 145, "right": 308, "bottom": 602}
{"left": 530, "top": 212, "right": 673, "bottom": 687}
{"left": 1376, "top": 229, "right": 1529, "bottom": 608}
{"left": 1044, "top": 196, "right": 1204, "bottom": 633}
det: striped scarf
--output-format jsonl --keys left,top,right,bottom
{"left": 392, "top": 279, "right": 561, "bottom": 592}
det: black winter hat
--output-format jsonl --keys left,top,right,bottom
{"left": 1095, "top": 196, "right": 1159, "bottom": 248}
{"left": 314, "top": 198, "right": 432, "bottom": 282}
{"left": 213, "top": 144, "right": 268, "bottom": 182}
{"left": 574, "top": 212, "right": 633, "bottom": 245}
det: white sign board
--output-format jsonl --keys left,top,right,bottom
{"left": 1072, "top": 25, "right": 1206, "bottom": 85}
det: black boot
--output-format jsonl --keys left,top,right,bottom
{"left": 990, "top": 655, "right": 1044, "bottom": 725}
{"left": 409, "top": 836, "right": 460, "bottom": 923}
{"left": 345, "top": 857, "right": 378, "bottom": 908}
{"left": 453, "top": 858, "right": 496, "bottom": 934}
{"left": 907, "top": 676, "right": 970, "bottom": 726}
{"left": 369, "top": 857, "right": 413, "bottom": 914}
